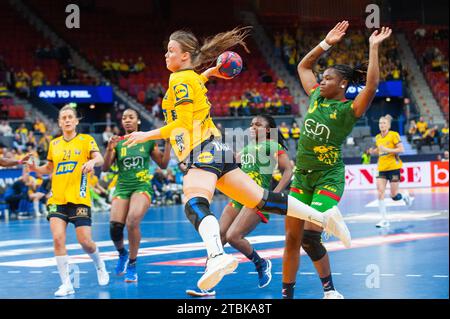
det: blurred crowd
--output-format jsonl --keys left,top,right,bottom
{"left": 273, "top": 27, "right": 407, "bottom": 81}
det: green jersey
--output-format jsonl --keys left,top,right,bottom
{"left": 296, "top": 86, "right": 359, "bottom": 170}
{"left": 240, "top": 139, "right": 286, "bottom": 189}
{"left": 115, "top": 140, "right": 156, "bottom": 187}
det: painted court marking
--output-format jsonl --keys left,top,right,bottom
{"left": 0, "top": 236, "right": 284, "bottom": 268}
{"left": 152, "top": 232, "right": 449, "bottom": 266}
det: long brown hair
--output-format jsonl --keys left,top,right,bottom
{"left": 169, "top": 26, "right": 252, "bottom": 71}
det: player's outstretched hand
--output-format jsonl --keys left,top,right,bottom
{"left": 325, "top": 21, "right": 349, "bottom": 46}
{"left": 369, "top": 27, "right": 392, "bottom": 47}
{"left": 123, "top": 131, "right": 150, "bottom": 148}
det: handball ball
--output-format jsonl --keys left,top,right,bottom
{"left": 217, "top": 51, "right": 243, "bottom": 79}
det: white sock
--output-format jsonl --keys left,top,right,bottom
{"left": 286, "top": 195, "right": 325, "bottom": 227}
{"left": 198, "top": 215, "right": 224, "bottom": 258}
{"left": 55, "top": 255, "right": 71, "bottom": 285}
{"left": 378, "top": 199, "right": 387, "bottom": 220}
{"left": 88, "top": 247, "right": 103, "bottom": 269}
{"left": 33, "top": 201, "right": 40, "bottom": 215}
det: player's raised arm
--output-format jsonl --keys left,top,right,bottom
{"left": 298, "top": 21, "right": 349, "bottom": 95}
{"left": 352, "top": 27, "right": 392, "bottom": 118}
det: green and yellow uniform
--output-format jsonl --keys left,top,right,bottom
{"left": 291, "top": 84, "right": 359, "bottom": 212}
{"left": 229, "top": 140, "right": 286, "bottom": 223}
{"left": 112, "top": 139, "right": 155, "bottom": 202}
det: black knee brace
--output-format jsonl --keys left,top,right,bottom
{"left": 256, "top": 189, "right": 287, "bottom": 215}
{"left": 110, "top": 221, "right": 125, "bottom": 242}
{"left": 391, "top": 193, "right": 402, "bottom": 201}
{"left": 185, "top": 197, "right": 214, "bottom": 231}
{"left": 302, "top": 230, "right": 327, "bottom": 262}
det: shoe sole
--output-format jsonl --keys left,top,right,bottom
{"left": 258, "top": 259, "right": 272, "bottom": 288}
{"left": 186, "top": 289, "right": 216, "bottom": 297}
{"left": 54, "top": 290, "right": 75, "bottom": 297}
{"left": 197, "top": 257, "right": 238, "bottom": 291}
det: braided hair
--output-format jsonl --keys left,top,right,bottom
{"left": 257, "top": 114, "right": 288, "bottom": 151}
{"left": 331, "top": 62, "right": 368, "bottom": 87}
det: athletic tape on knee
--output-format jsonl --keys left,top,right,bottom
{"left": 256, "top": 189, "right": 287, "bottom": 215}
{"left": 391, "top": 193, "right": 402, "bottom": 201}
{"left": 110, "top": 221, "right": 125, "bottom": 242}
{"left": 302, "top": 230, "right": 327, "bottom": 262}
{"left": 185, "top": 197, "right": 214, "bottom": 231}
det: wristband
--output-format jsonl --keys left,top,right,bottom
{"left": 319, "top": 40, "right": 332, "bottom": 51}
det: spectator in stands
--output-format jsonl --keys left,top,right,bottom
{"left": 102, "top": 56, "right": 113, "bottom": 78}
{"left": 15, "top": 123, "right": 28, "bottom": 138}
{"left": 414, "top": 27, "right": 426, "bottom": 39}
{"left": 422, "top": 125, "right": 440, "bottom": 146}
{"left": 102, "top": 126, "right": 113, "bottom": 147}
{"left": 0, "top": 82, "right": 11, "bottom": 98}
{"left": 145, "top": 83, "right": 159, "bottom": 105}
{"left": 228, "top": 96, "right": 240, "bottom": 117}
{"left": 416, "top": 116, "right": 428, "bottom": 134}
{"left": 4, "top": 169, "right": 29, "bottom": 219}
{"left": 26, "top": 131, "right": 37, "bottom": 148}
{"left": 250, "top": 89, "right": 263, "bottom": 104}
{"left": 441, "top": 122, "right": 449, "bottom": 137}
{"left": 119, "top": 59, "right": 130, "bottom": 77}
{"left": 134, "top": 57, "right": 146, "bottom": 73}
{"left": 31, "top": 66, "right": 45, "bottom": 87}
{"left": 15, "top": 69, "right": 30, "bottom": 97}
{"left": 152, "top": 98, "right": 161, "bottom": 118}
{"left": 239, "top": 94, "right": 251, "bottom": 116}
{"left": 407, "top": 120, "right": 419, "bottom": 143}
{"left": 29, "top": 173, "right": 51, "bottom": 217}
{"left": 112, "top": 125, "right": 120, "bottom": 136}
{"left": 442, "top": 150, "right": 449, "bottom": 162}
{"left": 37, "top": 132, "right": 52, "bottom": 160}
{"left": 33, "top": 119, "right": 46, "bottom": 135}
{"left": 272, "top": 93, "right": 284, "bottom": 115}
{"left": 0, "top": 120, "right": 13, "bottom": 136}
{"left": 361, "top": 149, "right": 371, "bottom": 164}
{"left": 280, "top": 122, "right": 290, "bottom": 141}
{"left": 151, "top": 167, "right": 167, "bottom": 205}
{"left": 290, "top": 122, "right": 300, "bottom": 146}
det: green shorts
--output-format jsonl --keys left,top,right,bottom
{"left": 228, "top": 200, "right": 270, "bottom": 223}
{"left": 289, "top": 165, "right": 345, "bottom": 212}
{"left": 113, "top": 182, "right": 153, "bottom": 202}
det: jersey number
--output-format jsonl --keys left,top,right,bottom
{"left": 63, "top": 150, "right": 71, "bottom": 161}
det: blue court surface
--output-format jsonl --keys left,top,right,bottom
{"left": 0, "top": 187, "right": 448, "bottom": 299}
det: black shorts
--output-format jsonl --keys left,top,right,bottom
{"left": 182, "top": 136, "right": 239, "bottom": 179}
{"left": 377, "top": 169, "right": 401, "bottom": 182}
{"left": 47, "top": 203, "right": 92, "bottom": 227}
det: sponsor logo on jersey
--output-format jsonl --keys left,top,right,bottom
{"left": 323, "top": 185, "right": 337, "bottom": 193}
{"left": 123, "top": 156, "right": 145, "bottom": 170}
{"left": 48, "top": 204, "right": 58, "bottom": 213}
{"left": 241, "top": 153, "right": 256, "bottom": 166}
{"left": 330, "top": 111, "right": 337, "bottom": 120}
{"left": 174, "top": 84, "right": 189, "bottom": 101}
{"left": 55, "top": 161, "right": 77, "bottom": 175}
{"left": 139, "top": 146, "right": 145, "bottom": 153}
{"left": 304, "top": 119, "right": 331, "bottom": 141}
{"left": 313, "top": 145, "right": 339, "bottom": 165}
{"left": 175, "top": 133, "right": 185, "bottom": 153}
{"left": 197, "top": 152, "right": 214, "bottom": 164}
{"left": 79, "top": 173, "right": 87, "bottom": 198}
{"left": 76, "top": 207, "right": 89, "bottom": 217}
{"left": 74, "top": 149, "right": 81, "bottom": 155}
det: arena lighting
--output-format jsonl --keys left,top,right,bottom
{"left": 386, "top": 97, "right": 391, "bottom": 102}
{"left": 89, "top": 104, "right": 96, "bottom": 109}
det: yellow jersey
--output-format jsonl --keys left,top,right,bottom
{"left": 47, "top": 134, "right": 100, "bottom": 206}
{"left": 160, "top": 69, "right": 220, "bottom": 161}
{"left": 375, "top": 130, "right": 403, "bottom": 172}
{"left": 280, "top": 127, "right": 290, "bottom": 140}
{"left": 416, "top": 121, "right": 428, "bottom": 133}
{"left": 291, "top": 127, "right": 300, "bottom": 139}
